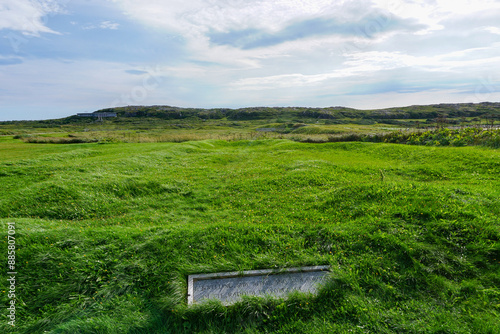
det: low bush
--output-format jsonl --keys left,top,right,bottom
{"left": 22, "top": 137, "right": 100, "bottom": 144}
{"left": 318, "top": 127, "right": 500, "bottom": 148}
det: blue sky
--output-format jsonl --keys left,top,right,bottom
{"left": 1, "top": 0, "right": 500, "bottom": 121}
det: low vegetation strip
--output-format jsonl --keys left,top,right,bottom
{"left": 0, "top": 140, "right": 498, "bottom": 333}
{"left": 382, "top": 127, "right": 500, "bottom": 147}
{"left": 13, "top": 127, "right": 500, "bottom": 149}
{"left": 305, "top": 127, "right": 500, "bottom": 148}
{"left": 21, "top": 136, "right": 99, "bottom": 144}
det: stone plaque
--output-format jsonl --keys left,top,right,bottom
{"left": 188, "top": 266, "right": 330, "bottom": 305}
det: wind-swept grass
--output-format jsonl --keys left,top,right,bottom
{"left": 0, "top": 140, "right": 498, "bottom": 333}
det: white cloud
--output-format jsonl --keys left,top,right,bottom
{"left": 100, "top": 21, "right": 119, "bottom": 30}
{"left": 231, "top": 63, "right": 385, "bottom": 91}
{"left": 0, "top": 0, "right": 63, "bottom": 35}
{"left": 114, "top": 0, "right": 500, "bottom": 43}
{"left": 485, "top": 27, "right": 500, "bottom": 35}
{"left": 111, "top": 1, "right": 401, "bottom": 62}
{"left": 109, "top": 0, "right": 500, "bottom": 71}
{"left": 76, "top": 1, "right": 500, "bottom": 108}
{"left": 375, "top": 0, "right": 500, "bottom": 26}
{"left": 227, "top": 42, "right": 500, "bottom": 94}
{"left": 83, "top": 21, "right": 120, "bottom": 30}
{"left": 113, "top": 0, "right": 345, "bottom": 33}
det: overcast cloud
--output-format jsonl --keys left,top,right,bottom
{"left": 0, "top": 0, "right": 499, "bottom": 120}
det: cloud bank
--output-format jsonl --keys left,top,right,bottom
{"left": 0, "top": 0, "right": 63, "bottom": 35}
{"left": 0, "top": 0, "right": 499, "bottom": 120}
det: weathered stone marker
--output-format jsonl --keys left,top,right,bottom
{"left": 188, "top": 265, "right": 330, "bottom": 305}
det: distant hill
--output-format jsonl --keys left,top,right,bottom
{"left": 1, "top": 102, "right": 499, "bottom": 126}
{"left": 93, "top": 102, "right": 500, "bottom": 123}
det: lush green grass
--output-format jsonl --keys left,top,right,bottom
{"left": 0, "top": 140, "right": 499, "bottom": 333}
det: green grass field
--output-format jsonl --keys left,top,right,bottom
{"left": 0, "top": 137, "right": 499, "bottom": 333}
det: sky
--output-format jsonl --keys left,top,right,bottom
{"left": 0, "top": 0, "right": 500, "bottom": 121}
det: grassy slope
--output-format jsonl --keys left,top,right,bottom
{"left": 0, "top": 138, "right": 499, "bottom": 333}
